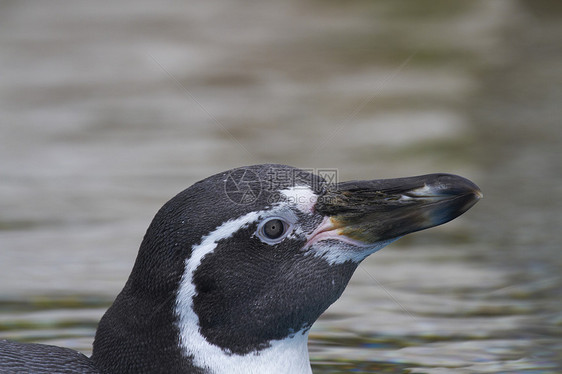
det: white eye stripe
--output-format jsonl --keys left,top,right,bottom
{"left": 280, "top": 186, "right": 318, "bottom": 214}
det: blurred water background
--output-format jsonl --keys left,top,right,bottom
{"left": 1, "top": 1, "right": 561, "bottom": 373}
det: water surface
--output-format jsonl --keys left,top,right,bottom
{"left": 1, "top": 1, "right": 560, "bottom": 372}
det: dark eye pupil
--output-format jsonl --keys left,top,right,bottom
{"left": 264, "top": 219, "right": 285, "bottom": 239}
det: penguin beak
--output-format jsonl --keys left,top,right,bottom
{"left": 312, "top": 174, "right": 482, "bottom": 245}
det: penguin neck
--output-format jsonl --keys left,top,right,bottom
{"left": 179, "top": 326, "right": 313, "bottom": 374}
{"left": 91, "top": 231, "right": 195, "bottom": 372}
{"left": 91, "top": 282, "right": 194, "bottom": 373}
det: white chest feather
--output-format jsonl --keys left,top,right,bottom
{"left": 189, "top": 331, "right": 312, "bottom": 374}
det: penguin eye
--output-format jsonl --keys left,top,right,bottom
{"left": 257, "top": 217, "right": 291, "bottom": 244}
{"left": 263, "top": 219, "right": 285, "bottom": 239}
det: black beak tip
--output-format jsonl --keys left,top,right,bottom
{"left": 429, "top": 173, "right": 482, "bottom": 198}
{"left": 425, "top": 173, "right": 482, "bottom": 225}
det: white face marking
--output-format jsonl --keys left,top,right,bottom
{"left": 175, "top": 210, "right": 313, "bottom": 374}
{"left": 280, "top": 186, "right": 318, "bottom": 214}
{"left": 305, "top": 217, "right": 399, "bottom": 265}
{"left": 308, "top": 237, "right": 398, "bottom": 265}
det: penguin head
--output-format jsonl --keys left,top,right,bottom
{"left": 94, "top": 164, "right": 481, "bottom": 371}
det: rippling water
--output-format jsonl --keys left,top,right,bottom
{"left": 1, "top": 1, "right": 561, "bottom": 372}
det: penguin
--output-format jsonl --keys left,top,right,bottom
{"left": 0, "top": 164, "right": 481, "bottom": 373}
